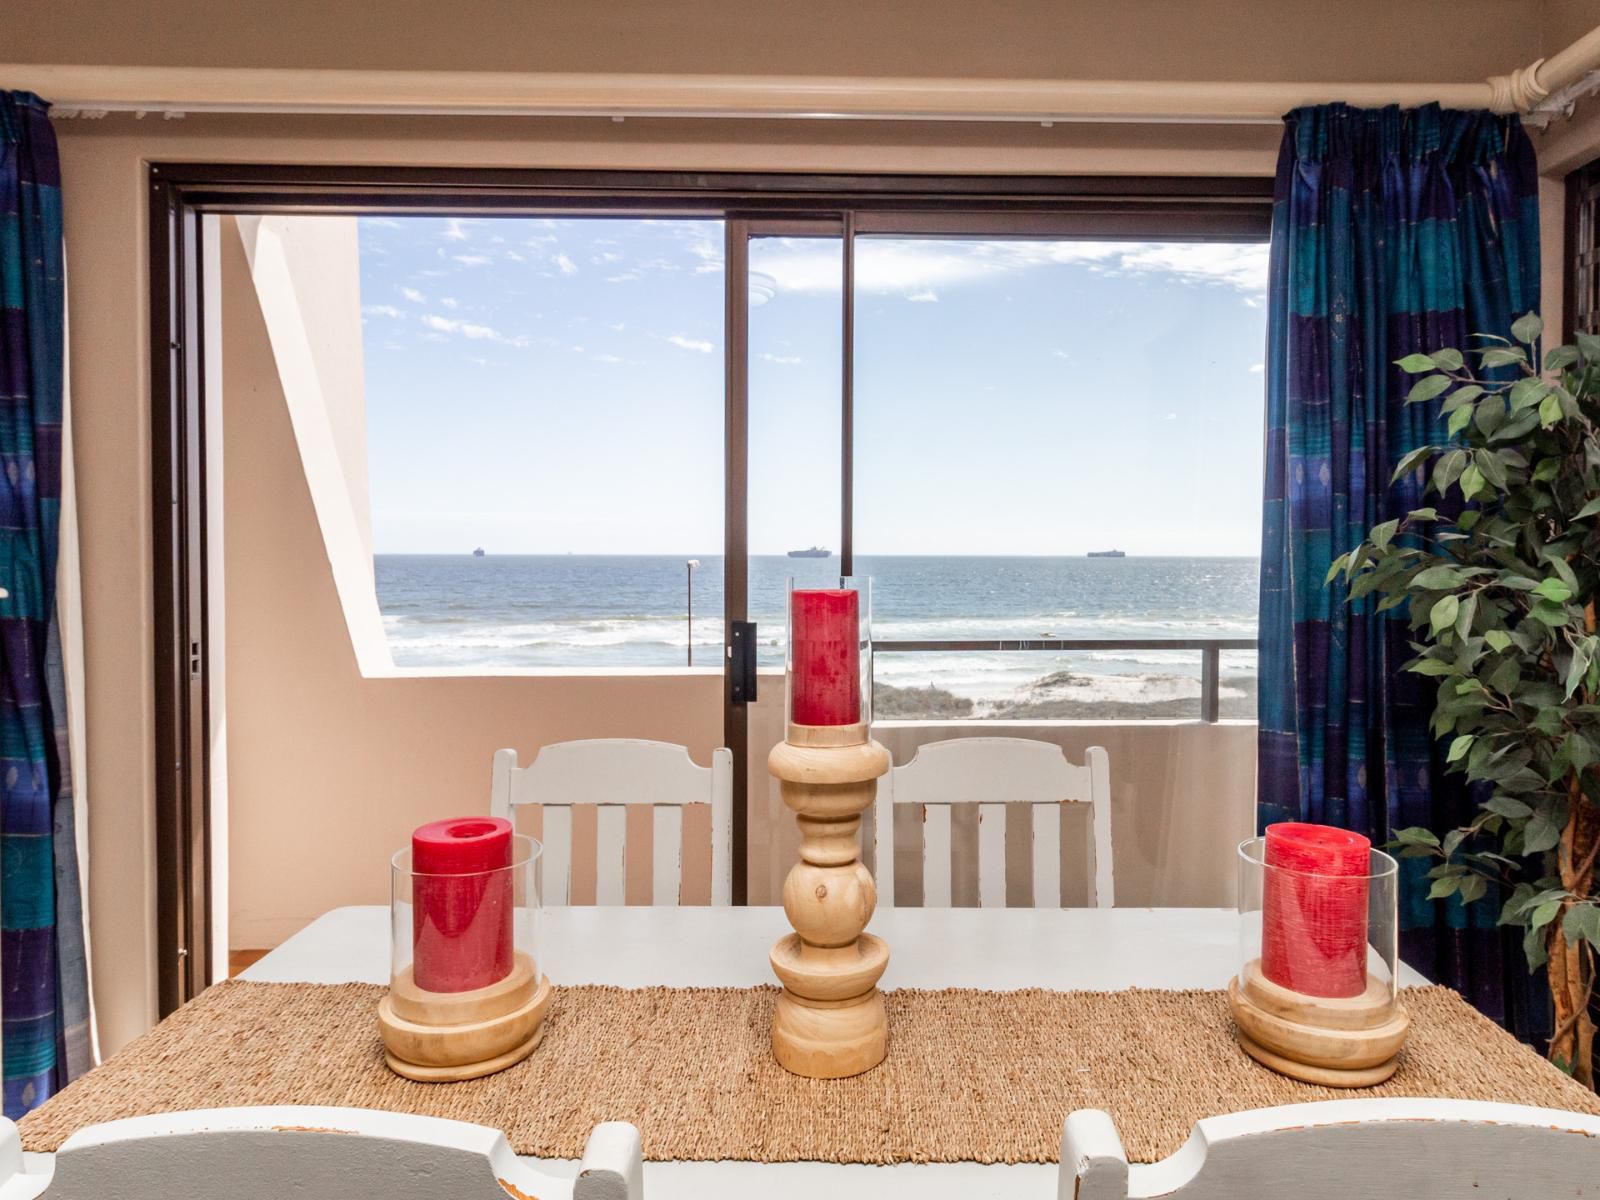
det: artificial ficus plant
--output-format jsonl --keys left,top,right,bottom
{"left": 1328, "top": 313, "right": 1600, "bottom": 1083}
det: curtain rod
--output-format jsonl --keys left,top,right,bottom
{"left": 6, "top": 29, "right": 1599, "bottom": 128}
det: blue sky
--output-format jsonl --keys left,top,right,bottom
{"left": 357, "top": 217, "right": 1267, "bottom": 556}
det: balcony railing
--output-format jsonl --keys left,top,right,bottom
{"left": 872, "top": 637, "right": 1258, "bottom": 723}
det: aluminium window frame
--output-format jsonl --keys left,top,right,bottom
{"left": 149, "top": 162, "right": 1272, "bottom": 1013}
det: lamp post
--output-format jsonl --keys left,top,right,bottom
{"left": 686, "top": 559, "right": 701, "bottom": 666}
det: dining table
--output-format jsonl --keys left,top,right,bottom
{"left": 236, "top": 904, "right": 1431, "bottom": 1200}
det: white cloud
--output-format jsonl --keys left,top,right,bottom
{"left": 401, "top": 287, "right": 425, "bottom": 303}
{"left": 761, "top": 353, "right": 803, "bottom": 365}
{"left": 907, "top": 289, "right": 939, "bottom": 303}
{"left": 421, "top": 314, "right": 526, "bottom": 346}
{"left": 1249, "top": 362, "right": 1264, "bottom": 374}
{"left": 605, "top": 272, "right": 640, "bottom": 283}
{"left": 667, "top": 334, "right": 714, "bottom": 353}
{"left": 452, "top": 254, "right": 492, "bottom": 267}
{"left": 363, "top": 304, "right": 405, "bottom": 319}
{"left": 608, "top": 322, "right": 626, "bottom": 332}
{"left": 506, "top": 250, "right": 526, "bottom": 263}
{"left": 442, "top": 218, "right": 476, "bottom": 242}
{"left": 756, "top": 239, "right": 1270, "bottom": 299}
{"left": 554, "top": 254, "right": 578, "bottom": 276}
{"left": 595, "top": 353, "right": 623, "bottom": 363}
{"left": 1165, "top": 412, "right": 1179, "bottom": 421}
{"left": 440, "top": 297, "right": 459, "bottom": 309}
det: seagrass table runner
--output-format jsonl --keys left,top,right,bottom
{"left": 21, "top": 981, "right": 1600, "bottom": 1165}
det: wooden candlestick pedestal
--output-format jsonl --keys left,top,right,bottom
{"left": 378, "top": 952, "right": 553, "bottom": 1082}
{"left": 769, "top": 721, "right": 891, "bottom": 1079}
{"left": 1228, "top": 958, "right": 1409, "bottom": 1087}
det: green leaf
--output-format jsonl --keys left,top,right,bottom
{"left": 1574, "top": 497, "right": 1600, "bottom": 520}
{"left": 1534, "top": 578, "right": 1574, "bottom": 604}
{"left": 1540, "top": 392, "right": 1564, "bottom": 427}
{"left": 1510, "top": 376, "right": 1549, "bottom": 411}
{"left": 1458, "top": 874, "right": 1489, "bottom": 905}
{"left": 1394, "top": 826, "right": 1442, "bottom": 848}
{"left": 1447, "top": 734, "right": 1475, "bottom": 763}
{"left": 1430, "top": 348, "right": 1465, "bottom": 371}
{"left": 1432, "top": 448, "right": 1468, "bottom": 494}
{"left": 1511, "top": 311, "right": 1544, "bottom": 346}
{"left": 1430, "top": 594, "right": 1460, "bottom": 635}
{"left": 1578, "top": 331, "right": 1600, "bottom": 362}
{"left": 1409, "top": 657, "right": 1460, "bottom": 677}
{"left": 1459, "top": 462, "right": 1485, "bottom": 498}
{"left": 1483, "top": 346, "right": 1529, "bottom": 369}
{"left": 1408, "top": 375, "right": 1453, "bottom": 405}
{"left": 1546, "top": 345, "right": 1581, "bottom": 372}
{"left": 1485, "top": 629, "right": 1513, "bottom": 653}
{"left": 1525, "top": 810, "right": 1564, "bottom": 854}
{"left": 1532, "top": 899, "right": 1563, "bottom": 930}
{"left": 1533, "top": 458, "right": 1562, "bottom": 483}
{"left": 1473, "top": 449, "right": 1508, "bottom": 490}
{"left": 1486, "top": 794, "right": 1533, "bottom": 819}
{"left": 1408, "top": 506, "right": 1439, "bottom": 521}
{"left": 1568, "top": 643, "right": 1593, "bottom": 699}
{"left": 1396, "top": 353, "right": 1438, "bottom": 374}
{"left": 1447, "top": 404, "right": 1473, "bottom": 436}
{"left": 1428, "top": 876, "right": 1461, "bottom": 900}
{"left": 1392, "top": 446, "right": 1434, "bottom": 483}
{"left": 1370, "top": 519, "right": 1399, "bottom": 551}
{"left": 1411, "top": 565, "right": 1465, "bottom": 590}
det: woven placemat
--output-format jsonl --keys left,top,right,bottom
{"left": 21, "top": 981, "right": 1600, "bottom": 1164}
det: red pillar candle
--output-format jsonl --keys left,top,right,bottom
{"left": 1260, "top": 822, "right": 1372, "bottom": 998}
{"left": 790, "top": 588, "right": 861, "bottom": 726}
{"left": 411, "top": 817, "right": 514, "bottom": 993}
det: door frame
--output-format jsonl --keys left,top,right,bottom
{"left": 148, "top": 163, "right": 1271, "bottom": 1009}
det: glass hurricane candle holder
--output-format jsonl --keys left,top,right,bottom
{"left": 1230, "top": 828, "right": 1408, "bottom": 1087}
{"left": 786, "top": 576, "right": 872, "bottom": 735}
{"left": 379, "top": 831, "right": 552, "bottom": 1081}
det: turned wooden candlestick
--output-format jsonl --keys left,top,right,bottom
{"left": 378, "top": 952, "right": 553, "bottom": 1082}
{"left": 769, "top": 720, "right": 891, "bottom": 1079}
{"left": 1228, "top": 958, "right": 1410, "bottom": 1087}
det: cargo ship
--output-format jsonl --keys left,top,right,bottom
{"left": 1087, "top": 549, "right": 1126, "bottom": 558}
{"left": 787, "top": 546, "right": 832, "bottom": 559}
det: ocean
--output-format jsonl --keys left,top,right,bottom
{"left": 375, "top": 555, "right": 1259, "bottom": 719}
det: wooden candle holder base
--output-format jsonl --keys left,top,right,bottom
{"left": 379, "top": 953, "right": 553, "bottom": 1082}
{"left": 1227, "top": 959, "right": 1409, "bottom": 1088}
{"left": 769, "top": 721, "right": 891, "bottom": 1080}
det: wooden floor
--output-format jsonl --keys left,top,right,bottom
{"left": 228, "top": 949, "right": 270, "bottom": 978}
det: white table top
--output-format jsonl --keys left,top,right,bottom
{"left": 238, "top": 906, "right": 1428, "bottom": 1200}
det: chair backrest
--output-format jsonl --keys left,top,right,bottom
{"left": 491, "top": 738, "right": 732, "bottom": 907}
{"left": 873, "top": 737, "right": 1112, "bottom": 908}
{"left": 1063, "top": 1099, "right": 1600, "bottom": 1199}
{"left": 28, "top": 1107, "right": 641, "bottom": 1200}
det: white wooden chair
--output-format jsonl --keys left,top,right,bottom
{"left": 874, "top": 738, "right": 1112, "bottom": 908}
{"left": 492, "top": 739, "right": 732, "bottom": 907}
{"left": 1063, "top": 1099, "right": 1600, "bottom": 1199}
{"left": 7, "top": 1107, "right": 641, "bottom": 1200}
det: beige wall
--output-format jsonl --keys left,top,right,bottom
{"left": 4, "top": 1, "right": 1552, "bottom": 84}
{"left": 38, "top": 0, "right": 1600, "bottom": 1058}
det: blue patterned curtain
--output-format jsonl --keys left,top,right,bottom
{"left": 1, "top": 90, "right": 89, "bottom": 1116}
{"left": 1258, "top": 103, "right": 1546, "bottom": 1037}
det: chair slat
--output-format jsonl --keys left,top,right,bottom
{"left": 978, "top": 802, "right": 1006, "bottom": 908}
{"left": 923, "top": 804, "right": 952, "bottom": 906}
{"left": 542, "top": 805, "right": 573, "bottom": 907}
{"left": 595, "top": 806, "right": 627, "bottom": 905}
{"left": 652, "top": 804, "right": 683, "bottom": 906}
{"left": 1032, "top": 802, "right": 1062, "bottom": 909}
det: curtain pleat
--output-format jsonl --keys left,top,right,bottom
{"left": 0, "top": 89, "right": 90, "bottom": 1115}
{"left": 1258, "top": 103, "right": 1547, "bottom": 1039}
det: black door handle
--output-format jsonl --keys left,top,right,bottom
{"left": 729, "top": 621, "right": 758, "bottom": 703}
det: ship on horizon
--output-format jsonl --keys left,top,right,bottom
{"left": 1087, "top": 549, "right": 1126, "bottom": 558}
{"left": 472, "top": 547, "right": 486, "bottom": 557}
{"left": 787, "top": 546, "right": 832, "bottom": 559}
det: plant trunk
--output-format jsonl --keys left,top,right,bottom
{"left": 1550, "top": 775, "right": 1600, "bottom": 1084}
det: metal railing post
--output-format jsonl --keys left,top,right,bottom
{"left": 1200, "top": 644, "right": 1221, "bottom": 723}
